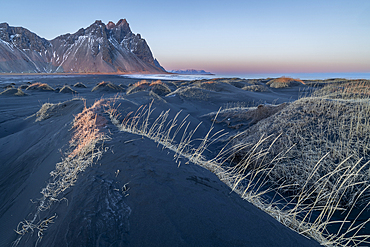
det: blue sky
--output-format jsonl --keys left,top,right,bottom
{"left": 1, "top": 0, "right": 369, "bottom": 74}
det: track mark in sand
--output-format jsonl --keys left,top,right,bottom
{"left": 186, "top": 176, "right": 220, "bottom": 191}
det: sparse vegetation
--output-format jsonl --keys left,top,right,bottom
{"left": 9, "top": 76, "right": 370, "bottom": 246}
{"left": 0, "top": 88, "right": 27, "bottom": 96}
{"left": 232, "top": 97, "right": 370, "bottom": 207}
{"left": 104, "top": 92, "right": 370, "bottom": 246}
{"left": 149, "top": 80, "right": 171, "bottom": 96}
{"left": 126, "top": 80, "right": 151, "bottom": 94}
{"left": 26, "top": 82, "right": 55, "bottom": 91}
{"left": 14, "top": 99, "right": 108, "bottom": 246}
{"left": 242, "top": 84, "right": 269, "bottom": 92}
{"left": 73, "top": 82, "right": 87, "bottom": 88}
{"left": 126, "top": 80, "right": 171, "bottom": 96}
{"left": 59, "top": 85, "right": 77, "bottom": 94}
{"left": 91, "top": 81, "right": 122, "bottom": 92}
{"left": 167, "top": 86, "right": 211, "bottom": 100}
{"left": 267, "top": 76, "right": 305, "bottom": 88}
{"left": 312, "top": 80, "right": 370, "bottom": 99}
{"left": 207, "top": 103, "right": 287, "bottom": 129}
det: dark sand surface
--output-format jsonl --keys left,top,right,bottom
{"left": 0, "top": 75, "right": 319, "bottom": 246}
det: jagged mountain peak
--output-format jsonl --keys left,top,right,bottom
{"left": 0, "top": 19, "right": 166, "bottom": 73}
{"left": 0, "top": 22, "right": 9, "bottom": 29}
{"left": 106, "top": 21, "right": 116, "bottom": 29}
{"left": 106, "top": 19, "right": 129, "bottom": 30}
{"left": 116, "top": 19, "right": 128, "bottom": 26}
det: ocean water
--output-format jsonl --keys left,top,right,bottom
{"left": 1, "top": 72, "right": 369, "bottom": 85}
{"left": 222, "top": 72, "right": 370, "bottom": 80}
{"left": 122, "top": 72, "right": 370, "bottom": 81}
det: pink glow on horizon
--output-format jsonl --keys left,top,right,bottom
{"left": 161, "top": 58, "right": 370, "bottom": 74}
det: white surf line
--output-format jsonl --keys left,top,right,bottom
{"left": 13, "top": 101, "right": 108, "bottom": 247}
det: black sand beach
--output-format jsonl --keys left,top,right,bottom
{"left": 1, "top": 74, "right": 369, "bottom": 246}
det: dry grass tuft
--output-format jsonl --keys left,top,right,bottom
{"left": 104, "top": 98, "right": 370, "bottom": 246}
{"left": 26, "top": 82, "right": 55, "bottom": 91}
{"left": 149, "top": 80, "right": 164, "bottom": 87}
{"left": 207, "top": 103, "right": 287, "bottom": 129}
{"left": 126, "top": 80, "right": 151, "bottom": 94}
{"left": 167, "top": 87, "right": 210, "bottom": 100}
{"left": 193, "top": 80, "right": 229, "bottom": 92}
{"left": 14, "top": 99, "right": 108, "bottom": 246}
{"left": 59, "top": 85, "right": 77, "bottom": 94}
{"left": 232, "top": 97, "right": 370, "bottom": 208}
{"left": 91, "top": 81, "right": 122, "bottom": 92}
{"left": 0, "top": 88, "right": 27, "bottom": 96}
{"left": 313, "top": 80, "right": 370, "bottom": 99}
{"left": 68, "top": 99, "right": 107, "bottom": 158}
{"left": 126, "top": 80, "right": 171, "bottom": 96}
{"left": 35, "top": 98, "right": 83, "bottom": 122}
{"left": 73, "top": 82, "right": 87, "bottom": 88}
{"left": 267, "top": 76, "right": 305, "bottom": 88}
{"left": 149, "top": 80, "right": 171, "bottom": 96}
{"left": 242, "top": 85, "right": 269, "bottom": 92}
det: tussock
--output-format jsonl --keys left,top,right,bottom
{"left": 149, "top": 80, "right": 171, "bottom": 96}
{"left": 267, "top": 76, "right": 305, "bottom": 88}
{"left": 0, "top": 88, "right": 27, "bottom": 96}
{"left": 126, "top": 80, "right": 171, "bottom": 96}
{"left": 167, "top": 86, "right": 210, "bottom": 100}
{"left": 313, "top": 80, "right": 370, "bottom": 99}
{"left": 242, "top": 85, "right": 269, "bottom": 92}
{"left": 233, "top": 97, "right": 370, "bottom": 207}
{"left": 59, "top": 85, "right": 77, "bottom": 94}
{"left": 26, "top": 82, "right": 55, "bottom": 91}
{"left": 73, "top": 82, "right": 87, "bottom": 88}
{"left": 213, "top": 78, "right": 251, "bottom": 88}
{"left": 193, "top": 80, "right": 228, "bottom": 92}
{"left": 206, "top": 103, "right": 287, "bottom": 129}
{"left": 35, "top": 98, "right": 83, "bottom": 122}
{"left": 104, "top": 98, "right": 370, "bottom": 246}
{"left": 91, "top": 81, "right": 122, "bottom": 92}
{"left": 126, "top": 80, "right": 150, "bottom": 94}
{"left": 14, "top": 99, "right": 108, "bottom": 246}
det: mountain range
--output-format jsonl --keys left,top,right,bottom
{"left": 0, "top": 19, "right": 166, "bottom": 74}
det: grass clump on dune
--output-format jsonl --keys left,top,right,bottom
{"left": 126, "top": 80, "right": 151, "bottom": 94}
{"left": 312, "top": 80, "right": 370, "bottom": 99}
{"left": 267, "top": 76, "right": 305, "bottom": 88}
{"left": 26, "top": 82, "right": 55, "bottom": 91}
{"left": 14, "top": 99, "right": 108, "bottom": 246}
{"left": 73, "top": 82, "right": 87, "bottom": 88}
{"left": 167, "top": 87, "right": 210, "bottom": 100}
{"left": 232, "top": 97, "right": 370, "bottom": 208}
{"left": 0, "top": 88, "right": 27, "bottom": 96}
{"left": 206, "top": 103, "right": 287, "bottom": 129}
{"left": 105, "top": 96, "right": 370, "bottom": 246}
{"left": 193, "top": 80, "right": 231, "bottom": 92}
{"left": 59, "top": 85, "right": 77, "bottom": 94}
{"left": 242, "top": 85, "right": 269, "bottom": 92}
{"left": 149, "top": 80, "right": 171, "bottom": 96}
{"left": 91, "top": 81, "right": 122, "bottom": 92}
{"left": 126, "top": 80, "right": 171, "bottom": 96}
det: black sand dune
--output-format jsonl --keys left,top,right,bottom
{"left": 3, "top": 74, "right": 368, "bottom": 246}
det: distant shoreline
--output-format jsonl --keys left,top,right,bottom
{"left": 1, "top": 72, "right": 370, "bottom": 81}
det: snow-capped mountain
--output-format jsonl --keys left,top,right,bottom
{"left": 0, "top": 23, "right": 55, "bottom": 73}
{"left": 0, "top": 20, "right": 165, "bottom": 73}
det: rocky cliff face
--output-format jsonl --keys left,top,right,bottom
{"left": 0, "top": 23, "right": 55, "bottom": 73}
{"left": 0, "top": 20, "right": 165, "bottom": 73}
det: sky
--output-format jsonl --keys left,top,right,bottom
{"left": 1, "top": 0, "right": 369, "bottom": 75}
